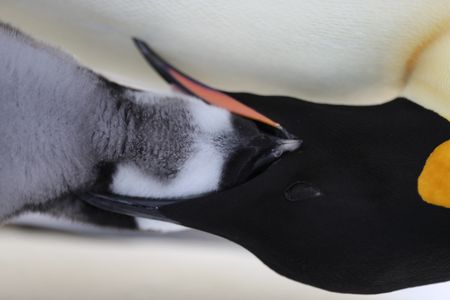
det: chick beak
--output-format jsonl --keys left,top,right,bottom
{"left": 257, "top": 138, "right": 300, "bottom": 166}
{"left": 79, "top": 192, "right": 186, "bottom": 224}
{"left": 235, "top": 138, "right": 302, "bottom": 185}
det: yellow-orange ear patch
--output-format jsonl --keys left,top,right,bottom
{"left": 418, "top": 140, "right": 450, "bottom": 208}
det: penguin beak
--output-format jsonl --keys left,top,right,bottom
{"left": 133, "top": 38, "right": 289, "bottom": 135}
{"left": 79, "top": 192, "right": 191, "bottom": 224}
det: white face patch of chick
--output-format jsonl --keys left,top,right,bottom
{"left": 110, "top": 140, "right": 224, "bottom": 233}
{"left": 111, "top": 141, "right": 225, "bottom": 232}
{"left": 186, "top": 96, "right": 233, "bottom": 134}
{"left": 111, "top": 141, "right": 225, "bottom": 198}
{"left": 127, "top": 90, "right": 233, "bottom": 134}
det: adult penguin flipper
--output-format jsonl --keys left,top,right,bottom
{"left": 82, "top": 92, "right": 450, "bottom": 294}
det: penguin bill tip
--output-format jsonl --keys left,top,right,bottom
{"left": 277, "top": 139, "right": 302, "bottom": 153}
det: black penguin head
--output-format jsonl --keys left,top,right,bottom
{"left": 81, "top": 93, "right": 450, "bottom": 295}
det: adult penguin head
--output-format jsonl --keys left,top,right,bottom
{"left": 79, "top": 37, "right": 450, "bottom": 294}
{"left": 81, "top": 92, "right": 450, "bottom": 294}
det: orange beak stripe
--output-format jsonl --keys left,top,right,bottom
{"left": 133, "top": 38, "right": 281, "bottom": 129}
{"left": 168, "top": 69, "right": 280, "bottom": 128}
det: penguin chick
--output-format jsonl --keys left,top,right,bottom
{"left": 0, "top": 23, "right": 299, "bottom": 223}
